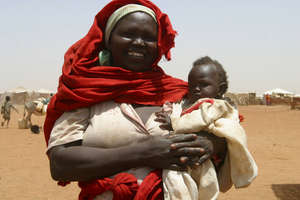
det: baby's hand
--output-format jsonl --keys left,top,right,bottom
{"left": 154, "top": 111, "right": 173, "bottom": 131}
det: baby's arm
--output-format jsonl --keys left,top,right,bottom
{"left": 154, "top": 101, "right": 174, "bottom": 131}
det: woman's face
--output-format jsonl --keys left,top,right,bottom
{"left": 187, "top": 64, "right": 220, "bottom": 103}
{"left": 108, "top": 12, "right": 158, "bottom": 72}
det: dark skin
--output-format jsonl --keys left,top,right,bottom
{"left": 156, "top": 63, "right": 227, "bottom": 129}
{"left": 48, "top": 12, "right": 226, "bottom": 182}
{"left": 108, "top": 11, "right": 158, "bottom": 72}
{"left": 155, "top": 64, "right": 227, "bottom": 165}
{"left": 185, "top": 64, "right": 227, "bottom": 106}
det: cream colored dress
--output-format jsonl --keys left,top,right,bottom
{"left": 48, "top": 101, "right": 166, "bottom": 200}
{"left": 47, "top": 100, "right": 239, "bottom": 200}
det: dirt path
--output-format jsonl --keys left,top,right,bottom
{"left": 0, "top": 105, "right": 299, "bottom": 199}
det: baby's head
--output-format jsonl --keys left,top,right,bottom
{"left": 186, "top": 56, "right": 228, "bottom": 104}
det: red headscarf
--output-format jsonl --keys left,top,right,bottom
{"left": 44, "top": 0, "right": 188, "bottom": 145}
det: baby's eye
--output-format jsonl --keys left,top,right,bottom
{"left": 196, "top": 83, "right": 209, "bottom": 88}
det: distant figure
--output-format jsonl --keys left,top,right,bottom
{"left": 155, "top": 56, "right": 257, "bottom": 199}
{"left": 265, "top": 94, "right": 271, "bottom": 105}
{"left": 43, "top": 93, "right": 54, "bottom": 105}
{"left": 1, "top": 96, "right": 18, "bottom": 128}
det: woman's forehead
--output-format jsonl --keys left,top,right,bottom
{"left": 105, "top": 4, "right": 157, "bottom": 46}
{"left": 116, "top": 11, "right": 157, "bottom": 27}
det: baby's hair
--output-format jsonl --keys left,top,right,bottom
{"left": 5, "top": 96, "right": 11, "bottom": 101}
{"left": 192, "top": 56, "right": 228, "bottom": 96}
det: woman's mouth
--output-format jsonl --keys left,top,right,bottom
{"left": 128, "top": 51, "right": 144, "bottom": 58}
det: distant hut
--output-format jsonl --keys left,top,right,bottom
{"left": 264, "top": 88, "right": 294, "bottom": 98}
{"left": 31, "top": 88, "right": 55, "bottom": 100}
{"left": 0, "top": 86, "right": 32, "bottom": 105}
{"left": 264, "top": 88, "right": 294, "bottom": 105}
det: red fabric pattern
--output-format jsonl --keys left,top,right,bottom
{"left": 134, "top": 169, "right": 163, "bottom": 200}
{"left": 180, "top": 99, "right": 214, "bottom": 116}
{"left": 43, "top": 0, "right": 188, "bottom": 145}
{"left": 78, "top": 170, "right": 162, "bottom": 200}
{"left": 78, "top": 173, "right": 138, "bottom": 200}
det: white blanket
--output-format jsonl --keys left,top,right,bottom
{"left": 163, "top": 98, "right": 258, "bottom": 200}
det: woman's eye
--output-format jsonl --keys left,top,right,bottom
{"left": 143, "top": 36, "right": 156, "bottom": 42}
{"left": 121, "top": 32, "right": 134, "bottom": 38}
{"left": 142, "top": 34, "right": 157, "bottom": 42}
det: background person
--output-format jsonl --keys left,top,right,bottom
{"left": 1, "top": 96, "right": 18, "bottom": 128}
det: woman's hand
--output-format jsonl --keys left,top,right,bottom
{"left": 136, "top": 133, "right": 207, "bottom": 171}
{"left": 188, "top": 131, "right": 227, "bottom": 167}
{"left": 137, "top": 131, "right": 227, "bottom": 171}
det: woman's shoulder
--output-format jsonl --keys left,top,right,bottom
{"left": 65, "top": 100, "right": 117, "bottom": 114}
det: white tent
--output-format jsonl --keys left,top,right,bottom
{"left": 31, "top": 88, "right": 55, "bottom": 100}
{"left": 1, "top": 86, "right": 32, "bottom": 105}
{"left": 35, "top": 88, "right": 55, "bottom": 94}
{"left": 294, "top": 94, "right": 300, "bottom": 97}
{"left": 7, "top": 86, "right": 32, "bottom": 94}
{"left": 264, "top": 88, "right": 294, "bottom": 96}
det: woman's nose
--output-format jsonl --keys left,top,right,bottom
{"left": 132, "top": 37, "right": 145, "bottom": 46}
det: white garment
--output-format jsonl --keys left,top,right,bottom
{"left": 163, "top": 98, "right": 258, "bottom": 200}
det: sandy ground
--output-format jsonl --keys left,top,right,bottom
{"left": 0, "top": 105, "right": 299, "bottom": 200}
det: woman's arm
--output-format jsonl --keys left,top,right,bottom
{"left": 48, "top": 140, "right": 146, "bottom": 182}
{"left": 48, "top": 134, "right": 205, "bottom": 182}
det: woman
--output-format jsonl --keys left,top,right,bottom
{"left": 44, "top": 0, "right": 227, "bottom": 199}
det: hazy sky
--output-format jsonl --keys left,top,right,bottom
{"left": 1, "top": 0, "right": 299, "bottom": 95}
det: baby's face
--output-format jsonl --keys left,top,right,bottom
{"left": 187, "top": 64, "right": 219, "bottom": 103}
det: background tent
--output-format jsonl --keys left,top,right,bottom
{"left": 264, "top": 88, "right": 294, "bottom": 97}
{"left": 31, "top": 88, "right": 55, "bottom": 100}
{"left": 0, "top": 87, "right": 55, "bottom": 106}
{"left": 0, "top": 86, "right": 32, "bottom": 105}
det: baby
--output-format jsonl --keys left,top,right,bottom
{"left": 156, "top": 56, "right": 258, "bottom": 200}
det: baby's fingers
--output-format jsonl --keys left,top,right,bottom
{"left": 197, "top": 153, "right": 211, "bottom": 164}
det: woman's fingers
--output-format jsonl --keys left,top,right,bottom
{"left": 172, "top": 147, "right": 205, "bottom": 157}
{"left": 168, "top": 134, "right": 197, "bottom": 144}
{"left": 168, "top": 164, "right": 187, "bottom": 171}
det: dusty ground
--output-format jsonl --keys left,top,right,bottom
{"left": 0, "top": 105, "right": 299, "bottom": 200}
